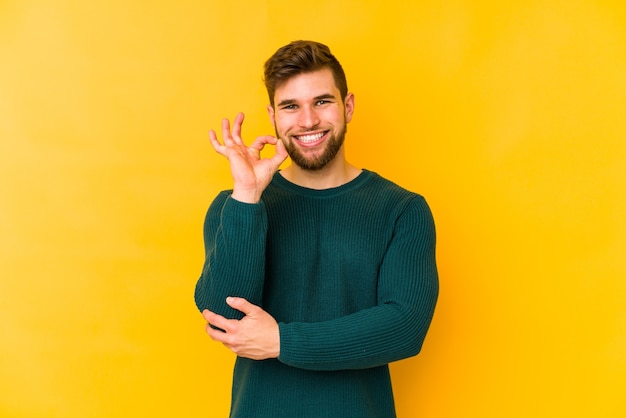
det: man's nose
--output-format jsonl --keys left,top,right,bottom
{"left": 298, "top": 106, "right": 320, "bottom": 129}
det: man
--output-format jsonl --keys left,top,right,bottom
{"left": 195, "top": 40, "right": 438, "bottom": 417}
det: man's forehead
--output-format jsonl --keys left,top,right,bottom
{"left": 273, "top": 69, "right": 339, "bottom": 103}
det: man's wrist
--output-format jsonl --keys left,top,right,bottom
{"left": 231, "top": 188, "right": 262, "bottom": 204}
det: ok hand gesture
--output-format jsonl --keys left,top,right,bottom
{"left": 209, "top": 112, "right": 288, "bottom": 203}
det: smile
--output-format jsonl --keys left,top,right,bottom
{"left": 294, "top": 131, "right": 327, "bottom": 144}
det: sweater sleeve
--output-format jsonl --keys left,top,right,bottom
{"left": 194, "top": 191, "right": 268, "bottom": 319}
{"left": 277, "top": 196, "right": 439, "bottom": 371}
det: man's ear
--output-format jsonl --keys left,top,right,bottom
{"left": 344, "top": 93, "right": 355, "bottom": 123}
{"left": 267, "top": 104, "right": 275, "bottom": 127}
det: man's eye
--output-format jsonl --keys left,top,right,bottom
{"left": 282, "top": 104, "right": 297, "bottom": 110}
{"left": 316, "top": 100, "right": 329, "bottom": 106}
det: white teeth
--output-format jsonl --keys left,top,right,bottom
{"left": 296, "top": 132, "right": 324, "bottom": 143}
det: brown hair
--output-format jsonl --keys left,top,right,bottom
{"left": 263, "top": 40, "right": 348, "bottom": 107}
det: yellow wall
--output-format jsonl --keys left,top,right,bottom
{"left": 1, "top": 1, "right": 624, "bottom": 416}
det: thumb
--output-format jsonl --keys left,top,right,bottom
{"left": 273, "top": 138, "right": 289, "bottom": 161}
{"left": 226, "top": 297, "right": 258, "bottom": 316}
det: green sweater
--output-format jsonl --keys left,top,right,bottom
{"left": 195, "top": 170, "right": 438, "bottom": 418}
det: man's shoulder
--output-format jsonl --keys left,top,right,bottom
{"left": 362, "top": 170, "right": 425, "bottom": 202}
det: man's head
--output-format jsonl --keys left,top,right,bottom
{"left": 264, "top": 40, "right": 348, "bottom": 107}
{"left": 264, "top": 41, "right": 354, "bottom": 172}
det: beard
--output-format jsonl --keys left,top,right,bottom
{"left": 277, "top": 124, "right": 347, "bottom": 171}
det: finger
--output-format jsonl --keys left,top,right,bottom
{"left": 208, "top": 130, "right": 225, "bottom": 154}
{"left": 203, "top": 310, "right": 236, "bottom": 333}
{"left": 231, "top": 112, "right": 245, "bottom": 144}
{"left": 201, "top": 309, "right": 212, "bottom": 322}
{"left": 272, "top": 138, "right": 289, "bottom": 162}
{"left": 221, "top": 118, "right": 234, "bottom": 145}
{"left": 226, "top": 296, "right": 259, "bottom": 316}
{"left": 248, "top": 135, "right": 277, "bottom": 152}
{"left": 206, "top": 324, "right": 229, "bottom": 343}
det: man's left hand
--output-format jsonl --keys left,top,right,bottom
{"left": 202, "top": 297, "right": 280, "bottom": 360}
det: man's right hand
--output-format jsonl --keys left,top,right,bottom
{"left": 209, "top": 112, "right": 288, "bottom": 203}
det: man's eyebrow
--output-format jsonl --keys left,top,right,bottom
{"left": 276, "top": 94, "right": 338, "bottom": 108}
{"left": 276, "top": 99, "right": 297, "bottom": 107}
{"left": 314, "top": 93, "right": 336, "bottom": 101}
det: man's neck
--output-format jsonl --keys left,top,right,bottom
{"left": 279, "top": 157, "right": 362, "bottom": 190}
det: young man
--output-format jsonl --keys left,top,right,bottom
{"left": 195, "top": 40, "right": 439, "bottom": 417}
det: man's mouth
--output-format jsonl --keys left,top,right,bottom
{"left": 293, "top": 131, "right": 327, "bottom": 145}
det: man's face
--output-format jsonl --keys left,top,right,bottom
{"left": 267, "top": 68, "right": 354, "bottom": 171}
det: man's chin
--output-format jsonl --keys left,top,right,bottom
{"left": 283, "top": 130, "right": 345, "bottom": 171}
{"left": 290, "top": 156, "right": 327, "bottom": 171}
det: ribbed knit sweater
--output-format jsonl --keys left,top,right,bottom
{"left": 195, "top": 169, "right": 439, "bottom": 418}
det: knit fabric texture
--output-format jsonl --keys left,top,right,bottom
{"left": 195, "top": 169, "right": 439, "bottom": 418}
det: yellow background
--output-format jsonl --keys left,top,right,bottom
{"left": 1, "top": 1, "right": 625, "bottom": 416}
